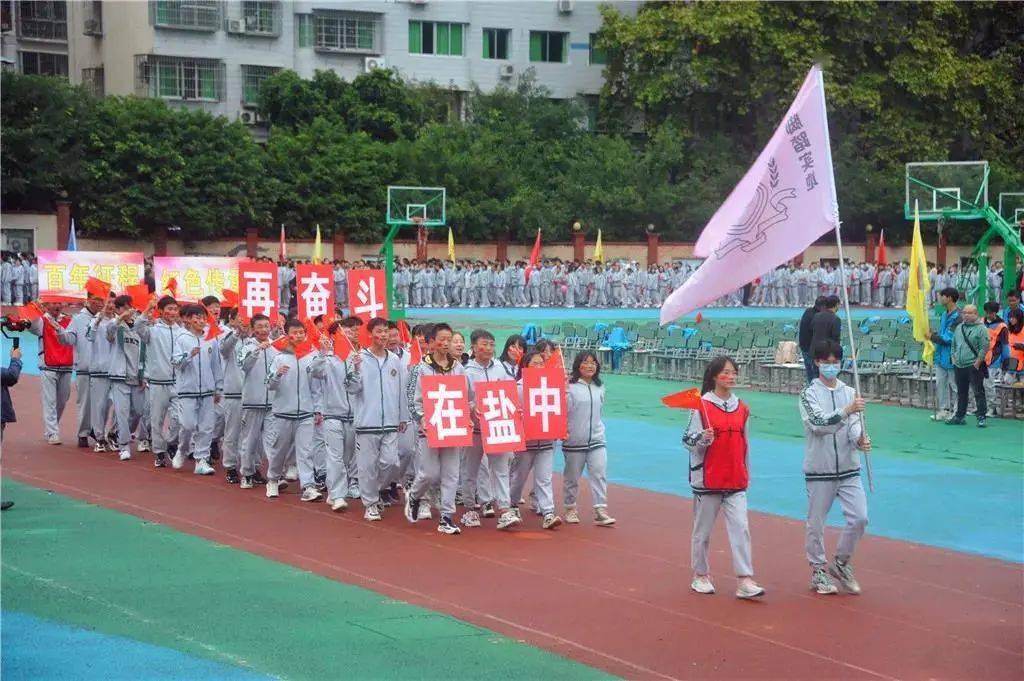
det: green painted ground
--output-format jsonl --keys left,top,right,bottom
{"left": 1, "top": 481, "right": 612, "bottom": 681}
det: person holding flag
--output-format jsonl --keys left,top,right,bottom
{"left": 170, "top": 304, "right": 223, "bottom": 476}
{"left": 136, "top": 295, "right": 184, "bottom": 467}
{"left": 236, "top": 313, "right": 278, "bottom": 489}
{"left": 310, "top": 320, "right": 358, "bottom": 511}
{"left": 682, "top": 356, "right": 764, "bottom": 599}
{"left": 28, "top": 301, "right": 76, "bottom": 445}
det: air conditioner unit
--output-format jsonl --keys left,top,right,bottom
{"left": 499, "top": 63, "right": 514, "bottom": 79}
{"left": 557, "top": 0, "right": 574, "bottom": 13}
{"left": 364, "top": 56, "right": 386, "bottom": 72}
{"left": 84, "top": 18, "right": 102, "bottom": 35}
{"left": 227, "top": 19, "right": 245, "bottom": 34}
{"left": 238, "top": 110, "right": 263, "bottom": 126}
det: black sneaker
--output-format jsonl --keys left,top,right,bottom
{"left": 77, "top": 436, "right": 89, "bottom": 448}
{"left": 314, "top": 470, "right": 327, "bottom": 488}
{"left": 251, "top": 470, "right": 268, "bottom": 485}
{"left": 945, "top": 416, "right": 966, "bottom": 425}
{"left": 379, "top": 489, "right": 395, "bottom": 507}
{"left": 153, "top": 453, "right": 167, "bottom": 468}
{"left": 389, "top": 482, "right": 401, "bottom": 503}
{"left": 225, "top": 468, "right": 240, "bottom": 484}
{"left": 482, "top": 502, "right": 495, "bottom": 518}
{"left": 209, "top": 440, "right": 221, "bottom": 462}
{"left": 405, "top": 493, "right": 420, "bottom": 523}
{"left": 977, "top": 416, "right": 987, "bottom": 428}
{"left": 437, "top": 515, "right": 462, "bottom": 535}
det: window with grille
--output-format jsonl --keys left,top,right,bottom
{"left": 529, "top": 31, "right": 567, "bottom": 63}
{"left": 296, "top": 14, "right": 312, "bottom": 47}
{"left": 82, "top": 66, "right": 105, "bottom": 96}
{"left": 18, "top": 1, "right": 67, "bottom": 41}
{"left": 152, "top": 0, "right": 219, "bottom": 31}
{"left": 482, "top": 28, "right": 509, "bottom": 60}
{"left": 145, "top": 57, "right": 223, "bottom": 101}
{"left": 314, "top": 11, "right": 378, "bottom": 53}
{"left": 241, "top": 65, "right": 280, "bottom": 106}
{"left": 20, "top": 51, "right": 69, "bottom": 77}
{"left": 409, "top": 21, "right": 464, "bottom": 56}
{"left": 242, "top": 1, "right": 278, "bottom": 35}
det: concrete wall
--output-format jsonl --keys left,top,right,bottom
{"left": 0, "top": 212, "right": 58, "bottom": 252}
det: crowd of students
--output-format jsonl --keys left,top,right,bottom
{"left": 20, "top": 286, "right": 884, "bottom": 600}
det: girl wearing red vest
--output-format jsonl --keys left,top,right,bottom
{"left": 29, "top": 302, "right": 76, "bottom": 444}
{"left": 683, "top": 356, "right": 765, "bottom": 599}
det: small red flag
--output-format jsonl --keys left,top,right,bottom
{"left": 397, "top": 319, "right": 412, "bottom": 344}
{"left": 84, "top": 277, "right": 112, "bottom": 300}
{"left": 221, "top": 289, "right": 239, "bottom": 308}
{"left": 293, "top": 338, "right": 315, "bottom": 360}
{"left": 524, "top": 228, "right": 542, "bottom": 284}
{"left": 661, "top": 388, "right": 703, "bottom": 410}
{"left": 332, "top": 329, "right": 355, "bottom": 361}
{"left": 408, "top": 338, "right": 423, "bottom": 366}
{"left": 18, "top": 302, "right": 43, "bottom": 321}
{"left": 357, "top": 323, "right": 372, "bottom": 350}
{"left": 126, "top": 283, "right": 151, "bottom": 312}
{"left": 544, "top": 346, "right": 565, "bottom": 371}
{"left": 165, "top": 277, "right": 179, "bottom": 298}
{"left": 203, "top": 306, "right": 220, "bottom": 340}
{"left": 271, "top": 336, "right": 289, "bottom": 352}
{"left": 695, "top": 312, "right": 704, "bottom": 324}
{"left": 302, "top": 317, "right": 321, "bottom": 345}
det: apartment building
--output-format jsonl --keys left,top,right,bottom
{"left": 4, "top": 1, "right": 637, "bottom": 128}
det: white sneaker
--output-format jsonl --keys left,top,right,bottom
{"left": 266, "top": 480, "right": 280, "bottom": 498}
{"left": 594, "top": 507, "right": 616, "bottom": 526}
{"left": 240, "top": 476, "right": 254, "bottom": 490}
{"left": 364, "top": 504, "right": 382, "bottom": 522}
{"left": 461, "top": 510, "right": 481, "bottom": 527}
{"left": 496, "top": 509, "right": 522, "bottom": 530}
{"left": 810, "top": 568, "right": 839, "bottom": 594}
{"left": 119, "top": 450, "right": 131, "bottom": 461}
{"left": 690, "top": 576, "right": 715, "bottom": 594}
{"left": 136, "top": 440, "right": 151, "bottom": 452}
{"left": 193, "top": 460, "right": 215, "bottom": 476}
{"left": 416, "top": 502, "right": 433, "bottom": 521}
{"left": 542, "top": 513, "right": 562, "bottom": 530}
{"left": 564, "top": 506, "right": 580, "bottom": 524}
{"left": 829, "top": 559, "right": 862, "bottom": 595}
{"left": 300, "top": 487, "right": 323, "bottom": 502}
{"left": 329, "top": 498, "right": 348, "bottom": 512}
{"left": 736, "top": 580, "right": 766, "bottom": 599}
{"left": 346, "top": 483, "right": 361, "bottom": 499}
{"left": 46, "top": 434, "right": 62, "bottom": 445}
{"left": 93, "top": 441, "right": 107, "bottom": 453}
{"left": 285, "top": 465, "right": 299, "bottom": 481}
{"left": 930, "top": 410, "right": 950, "bottom": 421}
{"left": 171, "top": 451, "right": 187, "bottom": 469}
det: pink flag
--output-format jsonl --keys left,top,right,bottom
{"left": 661, "top": 65, "right": 839, "bottom": 325}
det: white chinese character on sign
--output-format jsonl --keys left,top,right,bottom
{"left": 427, "top": 383, "right": 467, "bottom": 440}
{"left": 242, "top": 271, "right": 275, "bottom": 318}
{"left": 528, "top": 376, "right": 561, "bottom": 432}
{"left": 481, "top": 388, "right": 520, "bottom": 446}
{"left": 354, "top": 276, "right": 384, "bottom": 318}
{"left": 299, "top": 271, "right": 331, "bottom": 318}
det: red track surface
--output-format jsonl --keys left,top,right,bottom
{"left": 4, "top": 377, "right": 1022, "bottom": 680}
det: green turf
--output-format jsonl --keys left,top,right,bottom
{"left": 0, "top": 480, "right": 613, "bottom": 681}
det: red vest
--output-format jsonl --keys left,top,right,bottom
{"left": 700, "top": 400, "right": 750, "bottom": 491}
{"left": 43, "top": 316, "right": 74, "bottom": 368}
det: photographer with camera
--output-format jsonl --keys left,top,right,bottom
{"left": 2, "top": 343, "right": 23, "bottom": 510}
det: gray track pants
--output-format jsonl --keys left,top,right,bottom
{"left": 239, "top": 407, "right": 273, "bottom": 476}
{"left": 461, "top": 437, "right": 494, "bottom": 506}
{"left": 410, "top": 439, "right": 460, "bottom": 517}
{"left": 219, "top": 397, "right": 243, "bottom": 470}
{"left": 270, "top": 416, "right": 316, "bottom": 487}
{"left": 563, "top": 446, "right": 608, "bottom": 508}
{"left": 75, "top": 373, "right": 92, "bottom": 438}
{"left": 149, "top": 384, "right": 180, "bottom": 455}
{"left": 177, "top": 396, "right": 216, "bottom": 462}
{"left": 805, "top": 476, "right": 868, "bottom": 567}
{"left": 321, "top": 418, "right": 354, "bottom": 501}
{"left": 692, "top": 491, "right": 753, "bottom": 577}
{"left": 89, "top": 375, "right": 112, "bottom": 440}
{"left": 110, "top": 381, "right": 147, "bottom": 450}
{"left": 40, "top": 369, "right": 71, "bottom": 439}
{"left": 511, "top": 447, "right": 555, "bottom": 515}
{"left": 356, "top": 430, "right": 400, "bottom": 507}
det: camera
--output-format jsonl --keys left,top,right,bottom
{"left": 1, "top": 315, "right": 31, "bottom": 350}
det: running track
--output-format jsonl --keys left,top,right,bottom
{"left": 3, "top": 377, "right": 1021, "bottom": 680}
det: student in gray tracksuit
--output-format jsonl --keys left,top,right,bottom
{"left": 218, "top": 310, "right": 245, "bottom": 484}
{"left": 237, "top": 314, "right": 278, "bottom": 488}
{"left": 266, "top": 319, "right": 324, "bottom": 500}
{"left": 29, "top": 304, "right": 76, "bottom": 444}
{"left": 69, "top": 295, "right": 104, "bottom": 446}
{"left": 350, "top": 317, "right": 408, "bottom": 520}
{"left": 562, "top": 351, "right": 615, "bottom": 526}
{"left": 512, "top": 350, "right": 562, "bottom": 529}
{"left": 460, "top": 329, "right": 521, "bottom": 530}
{"left": 311, "top": 325, "right": 358, "bottom": 511}
{"left": 798, "top": 339, "right": 870, "bottom": 596}
{"left": 135, "top": 296, "right": 183, "bottom": 465}
{"left": 405, "top": 323, "right": 466, "bottom": 535}
{"left": 170, "top": 304, "right": 223, "bottom": 475}
{"left": 89, "top": 299, "right": 117, "bottom": 450}
{"left": 106, "top": 295, "right": 149, "bottom": 461}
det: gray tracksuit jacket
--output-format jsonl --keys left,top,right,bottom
{"left": 352, "top": 348, "right": 407, "bottom": 434}
{"left": 106, "top": 321, "right": 145, "bottom": 386}
{"left": 237, "top": 338, "right": 278, "bottom": 409}
{"left": 563, "top": 380, "right": 605, "bottom": 453}
{"left": 90, "top": 317, "right": 117, "bottom": 378}
{"left": 266, "top": 350, "right": 323, "bottom": 419}
{"left": 218, "top": 328, "right": 243, "bottom": 398}
{"left": 464, "top": 357, "right": 502, "bottom": 435}
{"left": 69, "top": 308, "right": 95, "bottom": 375}
{"left": 311, "top": 352, "right": 357, "bottom": 421}
{"left": 171, "top": 332, "right": 223, "bottom": 399}
{"left": 136, "top": 316, "right": 183, "bottom": 387}
{"left": 798, "top": 378, "right": 863, "bottom": 481}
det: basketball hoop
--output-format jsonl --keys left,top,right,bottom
{"left": 410, "top": 216, "right": 425, "bottom": 227}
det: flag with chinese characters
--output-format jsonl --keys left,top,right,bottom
{"left": 660, "top": 64, "right": 838, "bottom": 324}
{"left": 420, "top": 374, "right": 474, "bottom": 449}
{"left": 36, "top": 250, "right": 144, "bottom": 303}
{"left": 476, "top": 379, "right": 525, "bottom": 454}
{"left": 296, "top": 263, "right": 335, "bottom": 322}
{"left": 238, "top": 261, "right": 279, "bottom": 323}
{"left": 522, "top": 365, "right": 567, "bottom": 440}
{"left": 153, "top": 257, "right": 242, "bottom": 303}
{"left": 347, "top": 269, "right": 388, "bottom": 322}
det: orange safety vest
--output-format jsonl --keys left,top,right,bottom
{"left": 1008, "top": 328, "right": 1024, "bottom": 369}
{"left": 985, "top": 321, "right": 1007, "bottom": 366}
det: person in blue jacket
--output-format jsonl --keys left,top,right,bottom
{"left": 2, "top": 345, "right": 23, "bottom": 510}
{"left": 929, "top": 287, "right": 961, "bottom": 421}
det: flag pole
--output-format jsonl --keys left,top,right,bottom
{"left": 816, "top": 66, "right": 873, "bottom": 492}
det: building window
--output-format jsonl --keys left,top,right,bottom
{"left": 152, "top": 0, "right": 219, "bottom": 31}
{"left": 241, "top": 65, "right": 279, "bottom": 106}
{"left": 82, "top": 66, "right": 104, "bottom": 96}
{"left": 241, "top": 1, "right": 278, "bottom": 36}
{"left": 589, "top": 33, "right": 607, "bottom": 65}
{"left": 20, "top": 51, "right": 68, "bottom": 77}
{"left": 314, "top": 11, "right": 379, "bottom": 53}
{"left": 529, "top": 31, "right": 567, "bottom": 63}
{"left": 18, "top": 1, "right": 67, "bottom": 41}
{"left": 83, "top": 0, "right": 103, "bottom": 36}
{"left": 296, "top": 14, "right": 312, "bottom": 47}
{"left": 482, "top": 27, "right": 509, "bottom": 60}
{"left": 409, "top": 21, "right": 464, "bottom": 57}
{"left": 144, "top": 56, "right": 223, "bottom": 101}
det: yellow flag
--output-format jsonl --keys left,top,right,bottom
{"left": 313, "top": 224, "right": 322, "bottom": 263}
{"left": 448, "top": 227, "right": 455, "bottom": 263}
{"left": 907, "top": 201, "right": 934, "bottom": 365}
{"left": 594, "top": 229, "right": 604, "bottom": 263}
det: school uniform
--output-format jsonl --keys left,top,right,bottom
{"left": 89, "top": 315, "right": 117, "bottom": 445}
{"left": 311, "top": 351, "right": 358, "bottom": 503}
{"left": 798, "top": 379, "right": 868, "bottom": 568}
{"left": 218, "top": 328, "right": 244, "bottom": 474}
{"left": 462, "top": 358, "right": 513, "bottom": 522}
{"left": 683, "top": 393, "right": 754, "bottom": 577}
{"left": 266, "top": 349, "right": 323, "bottom": 489}
{"left": 351, "top": 347, "right": 407, "bottom": 511}
{"left": 107, "top": 319, "right": 148, "bottom": 457}
{"left": 30, "top": 314, "right": 75, "bottom": 441}
{"left": 237, "top": 338, "right": 279, "bottom": 479}
{"left": 171, "top": 330, "right": 223, "bottom": 468}
{"left": 511, "top": 378, "right": 557, "bottom": 518}
{"left": 563, "top": 380, "right": 611, "bottom": 511}
{"left": 135, "top": 314, "right": 184, "bottom": 459}
{"left": 407, "top": 354, "right": 465, "bottom": 520}
{"left": 68, "top": 307, "right": 97, "bottom": 441}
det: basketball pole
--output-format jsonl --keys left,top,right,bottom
{"left": 817, "top": 66, "right": 874, "bottom": 492}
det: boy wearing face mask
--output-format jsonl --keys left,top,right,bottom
{"left": 798, "top": 340, "right": 871, "bottom": 596}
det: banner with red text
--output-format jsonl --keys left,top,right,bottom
{"left": 347, "top": 269, "right": 388, "bottom": 322}
{"left": 421, "top": 374, "right": 474, "bottom": 449}
{"left": 238, "top": 261, "right": 279, "bottom": 323}
{"left": 475, "top": 379, "right": 526, "bottom": 454}
{"left": 296, "top": 263, "right": 335, "bottom": 322}
{"left": 522, "top": 365, "right": 567, "bottom": 441}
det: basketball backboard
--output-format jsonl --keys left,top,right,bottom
{"left": 386, "top": 186, "right": 446, "bottom": 227}
{"left": 998, "top": 192, "right": 1024, "bottom": 228}
{"left": 904, "top": 161, "right": 989, "bottom": 220}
